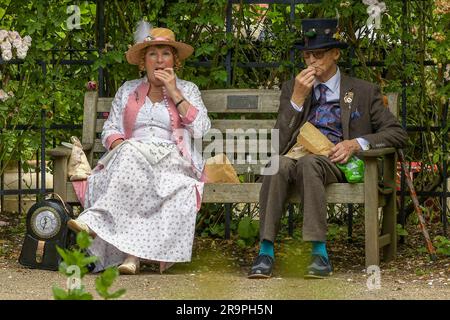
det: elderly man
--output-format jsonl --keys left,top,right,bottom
{"left": 248, "top": 18, "right": 408, "bottom": 279}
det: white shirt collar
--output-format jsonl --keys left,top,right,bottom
{"left": 314, "top": 67, "right": 340, "bottom": 94}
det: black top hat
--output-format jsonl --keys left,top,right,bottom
{"left": 296, "top": 19, "right": 348, "bottom": 51}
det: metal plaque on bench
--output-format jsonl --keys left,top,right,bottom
{"left": 227, "top": 95, "right": 258, "bottom": 110}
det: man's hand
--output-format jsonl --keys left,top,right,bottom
{"left": 291, "top": 66, "right": 316, "bottom": 106}
{"left": 329, "top": 139, "right": 361, "bottom": 164}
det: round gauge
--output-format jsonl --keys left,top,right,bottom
{"left": 30, "top": 206, "right": 62, "bottom": 239}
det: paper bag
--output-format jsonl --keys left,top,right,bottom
{"left": 297, "top": 122, "right": 334, "bottom": 156}
{"left": 65, "top": 136, "right": 92, "bottom": 181}
{"left": 204, "top": 153, "right": 240, "bottom": 183}
{"left": 285, "top": 142, "right": 310, "bottom": 159}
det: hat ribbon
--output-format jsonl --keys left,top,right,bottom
{"left": 144, "top": 36, "right": 171, "bottom": 42}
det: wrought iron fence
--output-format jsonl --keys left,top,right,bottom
{"left": 0, "top": 0, "right": 448, "bottom": 236}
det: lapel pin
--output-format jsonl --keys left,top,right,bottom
{"left": 344, "top": 90, "right": 354, "bottom": 108}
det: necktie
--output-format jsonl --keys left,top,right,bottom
{"left": 318, "top": 83, "right": 328, "bottom": 105}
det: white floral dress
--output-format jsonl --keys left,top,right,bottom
{"left": 78, "top": 87, "right": 208, "bottom": 273}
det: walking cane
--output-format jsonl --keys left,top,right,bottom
{"left": 397, "top": 149, "right": 437, "bottom": 261}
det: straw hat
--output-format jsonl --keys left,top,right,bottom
{"left": 126, "top": 26, "right": 194, "bottom": 65}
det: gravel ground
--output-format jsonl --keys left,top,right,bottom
{"left": 1, "top": 253, "right": 450, "bottom": 300}
{"left": 2, "top": 211, "right": 450, "bottom": 300}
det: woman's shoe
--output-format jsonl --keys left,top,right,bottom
{"left": 118, "top": 256, "right": 140, "bottom": 275}
{"left": 67, "top": 219, "right": 96, "bottom": 238}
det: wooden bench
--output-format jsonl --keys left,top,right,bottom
{"left": 47, "top": 89, "right": 399, "bottom": 268}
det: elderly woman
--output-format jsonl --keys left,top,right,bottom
{"left": 67, "top": 25, "right": 211, "bottom": 275}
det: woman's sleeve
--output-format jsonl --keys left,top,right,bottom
{"left": 179, "top": 82, "right": 211, "bottom": 138}
{"left": 101, "top": 84, "right": 126, "bottom": 150}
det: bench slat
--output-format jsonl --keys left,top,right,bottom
{"left": 96, "top": 118, "right": 277, "bottom": 133}
{"left": 65, "top": 182, "right": 366, "bottom": 204}
{"left": 96, "top": 90, "right": 281, "bottom": 114}
{"left": 92, "top": 138, "right": 276, "bottom": 155}
{"left": 201, "top": 89, "right": 280, "bottom": 113}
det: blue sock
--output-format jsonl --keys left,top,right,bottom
{"left": 311, "top": 241, "right": 328, "bottom": 260}
{"left": 258, "top": 240, "right": 274, "bottom": 259}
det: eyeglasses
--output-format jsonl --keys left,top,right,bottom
{"left": 302, "top": 48, "right": 332, "bottom": 59}
{"left": 146, "top": 50, "right": 174, "bottom": 61}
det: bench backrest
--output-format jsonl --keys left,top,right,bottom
{"left": 82, "top": 89, "right": 399, "bottom": 173}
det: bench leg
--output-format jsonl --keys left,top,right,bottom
{"left": 288, "top": 203, "right": 294, "bottom": 237}
{"left": 225, "top": 203, "right": 232, "bottom": 239}
{"left": 364, "top": 158, "right": 380, "bottom": 268}
{"left": 382, "top": 153, "right": 397, "bottom": 262}
{"left": 53, "top": 156, "right": 69, "bottom": 202}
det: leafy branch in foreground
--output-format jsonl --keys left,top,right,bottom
{"left": 52, "top": 231, "right": 126, "bottom": 300}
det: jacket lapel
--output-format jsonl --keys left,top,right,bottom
{"left": 339, "top": 74, "right": 353, "bottom": 140}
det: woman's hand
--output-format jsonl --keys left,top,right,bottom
{"left": 154, "top": 68, "right": 178, "bottom": 96}
{"left": 110, "top": 138, "right": 124, "bottom": 150}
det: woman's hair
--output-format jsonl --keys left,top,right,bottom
{"left": 138, "top": 45, "right": 182, "bottom": 72}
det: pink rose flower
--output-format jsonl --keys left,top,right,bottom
{"left": 86, "top": 80, "right": 98, "bottom": 91}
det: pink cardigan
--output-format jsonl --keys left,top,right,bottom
{"left": 105, "top": 80, "right": 199, "bottom": 164}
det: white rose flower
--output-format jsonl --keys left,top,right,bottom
{"left": 445, "top": 64, "right": 450, "bottom": 82}
{"left": 363, "top": 0, "right": 378, "bottom": 5}
{"left": 17, "top": 43, "right": 28, "bottom": 54}
{"left": 23, "top": 35, "right": 32, "bottom": 46}
{"left": 0, "top": 89, "right": 8, "bottom": 102}
{"left": 7, "top": 31, "right": 19, "bottom": 42}
{"left": 367, "top": 4, "right": 384, "bottom": 18}
{"left": 0, "top": 30, "right": 8, "bottom": 42}
{"left": 1, "top": 50, "right": 12, "bottom": 61}
{"left": 1, "top": 40, "right": 12, "bottom": 51}
{"left": 16, "top": 49, "right": 27, "bottom": 59}
{"left": 17, "top": 43, "right": 29, "bottom": 58}
{"left": 12, "top": 38, "right": 22, "bottom": 49}
{"left": 378, "top": 2, "right": 387, "bottom": 12}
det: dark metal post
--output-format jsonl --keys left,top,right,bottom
{"left": 18, "top": 160, "right": 22, "bottom": 214}
{"left": 0, "top": 158, "right": 3, "bottom": 212}
{"left": 35, "top": 150, "right": 39, "bottom": 202}
{"left": 288, "top": 203, "right": 294, "bottom": 237}
{"left": 97, "top": 0, "right": 105, "bottom": 97}
{"left": 289, "top": 1, "right": 296, "bottom": 79}
{"left": 225, "top": 203, "right": 232, "bottom": 239}
{"left": 442, "top": 98, "right": 448, "bottom": 236}
{"left": 399, "top": 0, "right": 408, "bottom": 242}
{"left": 347, "top": 204, "right": 353, "bottom": 241}
{"left": 40, "top": 62, "right": 47, "bottom": 197}
{"left": 226, "top": 0, "right": 232, "bottom": 87}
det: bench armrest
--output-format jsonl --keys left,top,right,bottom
{"left": 46, "top": 143, "right": 93, "bottom": 158}
{"left": 46, "top": 146, "right": 71, "bottom": 158}
{"left": 356, "top": 147, "right": 396, "bottom": 158}
{"left": 82, "top": 143, "right": 93, "bottom": 151}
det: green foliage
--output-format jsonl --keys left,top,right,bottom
{"left": 95, "top": 267, "right": 126, "bottom": 300}
{"left": 433, "top": 235, "right": 450, "bottom": 256}
{"left": 1, "top": 0, "right": 448, "bottom": 223}
{"left": 396, "top": 224, "right": 409, "bottom": 237}
{"left": 327, "top": 223, "right": 347, "bottom": 241}
{"left": 236, "top": 216, "right": 259, "bottom": 248}
{"left": 52, "top": 231, "right": 125, "bottom": 300}
{"left": 56, "top": 231, "right": 97, "bottom": 277}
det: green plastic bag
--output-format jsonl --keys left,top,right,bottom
{"left": 336, "top": 156, "right": 364, "bottom": 183}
